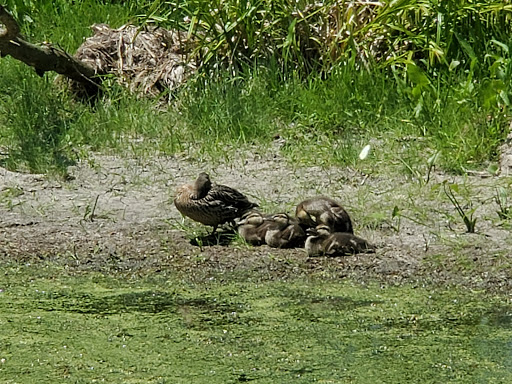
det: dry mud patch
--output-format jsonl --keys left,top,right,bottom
{"left": 1, "top": 150, "right": 512, "bottom": 291}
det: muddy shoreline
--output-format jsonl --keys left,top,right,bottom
{"left": 2, "top": 152, "right": 512, "bottom": 292}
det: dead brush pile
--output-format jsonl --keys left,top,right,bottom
{"left": 67, "top": 1, "right": 390, "bottom": 98}
{"left": 73, "top": 23, "right": 196, "bottom": 100}
{"left": 70, "top": 1, "right": 387, "bottom": 97}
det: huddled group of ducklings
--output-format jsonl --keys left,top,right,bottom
{"left": 174, "top": 172, "right": 375, "bottom": 257}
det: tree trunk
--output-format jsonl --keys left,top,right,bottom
{"left": 0, "top": 5, "right": 101, "bottom": 95}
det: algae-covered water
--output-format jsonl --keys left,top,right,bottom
{"left": 1, "top": 265, "right": 512, "bottom": 383}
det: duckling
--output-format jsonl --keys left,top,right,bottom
{"left": 295, "top": 196, "right": 353, "bottom": 233}
{"left": 305, "top": 224, "right": 375, "bottom": 257}
{"left": 237, "top": 211, "right": 273, "bottom": 245}
{"left": 264, "top": 213, "right": 307, "bottom": 248}
{"left": 174, "top": 172, "right": 259, "bottom": 233}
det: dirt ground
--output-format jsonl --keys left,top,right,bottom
{"left": 1, "top": 147, "right": 512, "bottom": 291}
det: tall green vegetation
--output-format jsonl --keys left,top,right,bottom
{"left": 138, "top": 0, "right": 512, "bottom": 171}
{"left": 0, "top": 0, "right": 511, "bottom": 174}
{"left": 0, "top": 65, "right": 78, "bottom": 174}
{"left": 147, "top": 0, "right": 512, "bottom": 74}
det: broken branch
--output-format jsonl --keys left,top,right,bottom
{"left": 0, "top": 5, "right": 101, "bottom": 95}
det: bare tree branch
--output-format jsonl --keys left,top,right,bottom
{"left": 0, "top": 5, "right": 101, "bottom": 95}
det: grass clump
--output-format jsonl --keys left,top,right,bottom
{"left": 0, "top": 64, "right": 79, "bottom": 174}
{"left": 443, "top": 181, "right": 478, "bottom": 233}
{"left": 495, "top": 186, "right": 512, "bottom": 221}
{"left": 179, "top": 71, "right": 279, "bottom": 147}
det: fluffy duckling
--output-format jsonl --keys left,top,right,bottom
{"left": 305, "top": 224, "right": 375, "bottom": 257}
{"left": 295, "top": 196, "right": 353, "bottom": 233}
{"left": 174, "top": 172, "right": 258, "bottom": 233}
{"left": 264, "top": 213, "right": 306, "bottom": 248}
{"left": 237, "top": 211, "right": 273, "bottom": 245}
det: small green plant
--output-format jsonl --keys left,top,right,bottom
{"left": 391, "top": 205, "right": 401, "bottom": 232}
{"left": 443, "top": 181, "right": 477, "bottom": 233}
{"left": 0, "top": 186, "right": 25, "bottom": 211}
{"left": 390, "top": 203, "right": 429, "bottom": 233}
{"left": 82, "top": 194, "right": 100, "bottom": 222}
{"left": 425, "top": 151, "right": 439, "bottom": 184}
{"left": 398, "top": 150, "right": 439, "bottom": 186}
{"left": 1, "top": 186, "right": 24, "bottom": 199}
{"left": 495, "top": 186, "right": 512, "bottom": 220}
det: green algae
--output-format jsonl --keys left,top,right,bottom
{"left": 1, "top": 265, "right": 512, "bottom": 383}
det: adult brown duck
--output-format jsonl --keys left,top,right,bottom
{"left": 174, "top": 172, "right": 258, "bottom": 233}
{"left": 295, "top": 196, "right": 353, "bottom": 233}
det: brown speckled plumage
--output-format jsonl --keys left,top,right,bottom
{"left": 305, "top": 225, "right": 375, "bottom": 257}
{"left": 295, "top": 196, "right": 353, "bottom": 233}
{"left": 237, "top": 211, "right": 273, "bottom": 245}
{"left": 174, "top": 172, "right": 258, "bottom": 233}
{"left": 264, "top": 213, "right": 306, "bottom": 248}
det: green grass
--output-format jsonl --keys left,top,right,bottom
{"left": 4, "top": 0, "right": 146, "bottom": 51}
{"left": 1, "top": 264, "right": 512, "bottom": 383}
{"left": 0, "top": 57, "right": 506, "bottom": 175}
{"left": 0, "top": 0, "right": 510, "bottom": 175}
{"left": 0, "top": 64, "right": 79, "bottom": 174}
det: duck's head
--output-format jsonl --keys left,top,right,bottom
{"left": 306, "top": 224, "right": 331, "bottom": 238}
{"left": 193, "top": 172, "right": 212, "bottom": 198}
{"left": 238, "top": 211, "right": 264, "bottom": 226}
{"left": 271, "top": 213, "right": 292, "bottom": 228}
